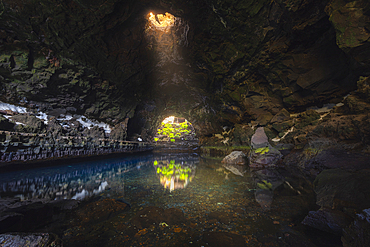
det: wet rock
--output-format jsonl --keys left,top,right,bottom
{"left": 302, "top": 208, "right": 352, "bottom": 234}
{"left": 221, "top": 151, "right": 246, "bottom": 165}
{"left": 314, "top": 169, "right": 370, "bottom": 211}
{"left": 249, "top": 144, "right": 282, "bottom": 168}
{"left": 249, "top": 127, "right": 282, "bottom": 168}
{"left": 342, "top": 208, "right": 370, "bottom": 247}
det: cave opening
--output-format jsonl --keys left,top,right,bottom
{"left": 154, "top": 116, "right": 197, "bottom": 143}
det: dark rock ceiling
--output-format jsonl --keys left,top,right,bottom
{"left": 0, "top": 0, "right": 370, "bottom": 138}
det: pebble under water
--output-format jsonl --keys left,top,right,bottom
{"left": 0, "top": 153, "right": 342, "bottom": 247}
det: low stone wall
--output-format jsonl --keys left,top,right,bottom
{"left": 0, "top": 131, "right": 152, "bottom": 164}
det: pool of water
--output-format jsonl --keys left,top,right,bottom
{"left": 0, "top": 153, "right": 342, "bottom": 246}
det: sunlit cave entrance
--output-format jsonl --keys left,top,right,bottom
{"left": 153, "top": 116, "right": 198, "bottom": 149}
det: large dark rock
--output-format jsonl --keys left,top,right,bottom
{"left": 342, "top": 208, "right": 370, "bottom": 247}
{"left": 314, "top": 169, "right": 370, "bottom": 212}
{"left": 302, "top": 208, "right": 352, "bottom": 234}
{"left": 301, "top": 169, "right": 370, "bottom": 235}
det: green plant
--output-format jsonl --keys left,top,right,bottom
{"left": 254, "top": 146, "right": 269, "bottom": 154}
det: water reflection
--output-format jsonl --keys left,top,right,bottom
{"left": 0, "top": 154, "right": 200, "bottom": 201}
{"left": 0, "top": 155, "right": 154, "bottom": 201}
{"left": 251, "top": 168, "right": 284, "bottom": 211}
{"left": 154, "top": 159, "right": 197, "bottom": 192}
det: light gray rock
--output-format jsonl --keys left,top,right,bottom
{"left": 251, "top": 127, "right": 269, "bottom": 149}
{"left": 0, "top": 233, "right": 50, "bottom": 247}
{"left": 221, "top": 151, "right": 246, "bottom": 165}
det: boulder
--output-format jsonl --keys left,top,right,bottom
{"left": 221, "top": 151, "right": 246, "bottom": 165}
{"left": 301, "top": 169, "right": 370, "bottom": 235}
{"left": 251, "top": 127, "right": 269, "bottom": 149}
{"left": 314, "top": 169, "right": 370, "bottom": 211}
{"left": 249, "top": 127, "right": 282, "bottom": 168}
{"left": 342, "top": 208, "right": 370, "bottom": 247}
{"left": 249, "top": 144, "right": 282, "bottom": 168}
{"left": 302, "top": 208, "right": 352, "bottom": 234}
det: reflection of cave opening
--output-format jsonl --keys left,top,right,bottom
{"left": 154, "top": 116, "right": 196, "bottom": 143}
{"left": 153, "top": 159, "right": 197, "bottom": 192}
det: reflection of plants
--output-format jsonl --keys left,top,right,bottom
{"left": 154, "top": 159, "right": 195, "bottom": 192}
{"left": 257, "top": 180, "right": 272, "bottom": 190}
{"left": 154, "top": 160, "right": 192, "bottom": 179}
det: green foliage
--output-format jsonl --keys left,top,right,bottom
{"left": 254, "top": 146, "right": 269, "bottom": 154}
{"left": 156, "top": 119, "right": 194, "bottom": 142}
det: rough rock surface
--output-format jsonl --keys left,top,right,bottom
{"left": 0, "top": 233, "right": 51, "bottom": 247}
{"left": 221, "top": 151, "right": 246, "bottom": 165}
{"left": 300, "top": 169, "right": 370, "bottom": 235}
{"left": 249, "top": 127, "right": 282, "bottom": 168}
{"left": 251, "top": 127, "right": 269, "bottom": 149}
{"left": 302, "top": 208, "right": 352, "bottom": 234}
{"left": 342, "top": 208, "right": 370, "bottom": 247}
{"left": 1, "top": 0, "right": 369, "bottom": 141}
{"left": 313, "top": 169, "right": 370, "bottom": 211}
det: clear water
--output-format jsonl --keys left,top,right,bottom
{"left": 0, "top": 153, "right": 341, "bottom": 246}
